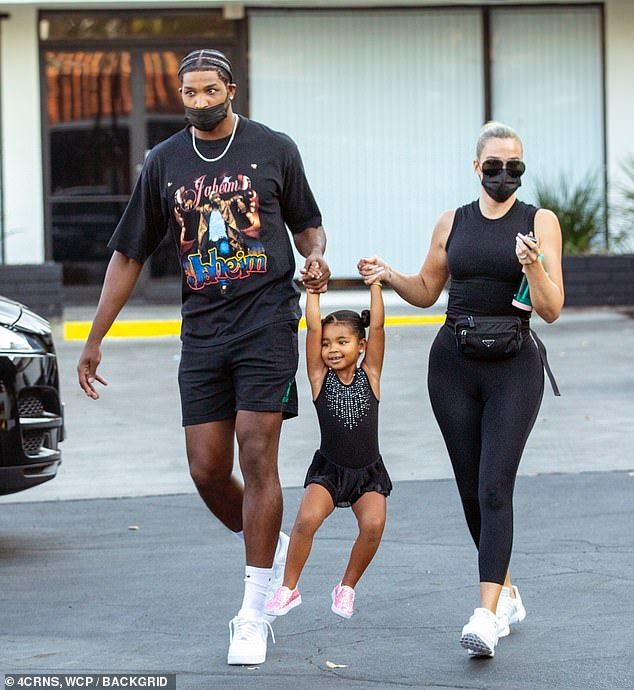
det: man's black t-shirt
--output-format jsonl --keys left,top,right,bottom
{"left": 108, "top": 116, "right": 322, "bottom": 345}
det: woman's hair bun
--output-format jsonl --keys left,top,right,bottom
{"left": 476, "top": 121, "right": 522, "bottom": 159}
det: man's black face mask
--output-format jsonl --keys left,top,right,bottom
{"left": 185, "top": 97, "right": 230, "bottom": 132}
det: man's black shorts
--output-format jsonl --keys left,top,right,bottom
{"left": 178, "top": 320, "right": 299, "bottom": 426}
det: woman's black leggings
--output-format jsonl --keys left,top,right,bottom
{"left": 427, "top": 325, "right": 544, "bottom": 584}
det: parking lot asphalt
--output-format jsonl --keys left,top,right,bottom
{"left": 1, "top": 472, "right": 632, "bottom": 689}
{"left": 1, "top": 296, "right": 633, "bottom": 688}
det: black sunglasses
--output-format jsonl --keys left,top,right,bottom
{"left": 481, "top": 158, "right": 526, "bottom": 178}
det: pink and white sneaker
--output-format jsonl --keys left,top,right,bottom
{"left": 331, "top": 583, "right": 355, "bottom": 619}
{"left": 264, "top": 586, "right": 302, "bottom": 616}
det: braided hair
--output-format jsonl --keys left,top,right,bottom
{"left": 322, "top": 310, "right": 371, "bottom": 340}
{"left": 178, "top": 49, "right": 234, "bottom": 85}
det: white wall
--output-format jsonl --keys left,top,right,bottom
{"left": 491, "top": 6, "right": 604, "bottom": 204}
{"left": 1, "top": 5, "right": 45, "bottom": 263}
{"left": 605, "top": 0, "right": 634, "bottom": 243}
{"left": 250, "top": 9, "right": 484, "bottom": 278}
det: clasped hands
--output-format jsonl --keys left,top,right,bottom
{"left": 301, "top": 256, "right": 386, "bottom": 291}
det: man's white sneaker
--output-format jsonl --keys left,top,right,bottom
{"left": 263, "top": 531, "right": 290, "bottom": 623}
{"left": 496, "top": 585, "right": 526, "bottom": 631}
{"left": 227, "top": 610, "right": 275, "bottom": 665}
{"left": 270, "top": 531, "right": 290, "bottom": 594}
{"left": 460, "top": 608, "right": 499, "bottom": 657}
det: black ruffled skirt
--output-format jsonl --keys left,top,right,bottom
{"left": 304, "top": 450, "right": 392, "bottom": 508}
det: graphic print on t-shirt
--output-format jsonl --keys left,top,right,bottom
{"left": 174, "top": 173, "right": 267, "bottom": 290}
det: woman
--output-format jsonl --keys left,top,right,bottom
{"left": 358, "top": 121, "right": 563, "bottom": 658}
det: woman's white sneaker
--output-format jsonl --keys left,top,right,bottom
{"left": 227, "top": 610, "right": 275, "bottom": 665}
{"left": 460, "top": 608, "right": 499, "bottom": 657}
{"left": 496, "top": 585, "right": 526, "bottom": 630}
{"left": 468, "top": 615, "right": 509, "bottom": 654}
{"left": 496, "top": 612, "right": 510, "bottom": 639}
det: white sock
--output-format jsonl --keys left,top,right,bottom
{"left": 240, "top": 566, "right": 272, "bottom": 616}
{"left": 273, "top": 533, "right": 285, "bottom": 559}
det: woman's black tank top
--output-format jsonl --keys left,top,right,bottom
{"left": 445, "top": 200, "right": 538, "bottom": 325}
{"left": 314, "top": 367, "right": 380, "bottom": 469}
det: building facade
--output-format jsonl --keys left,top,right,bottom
{"left": 0, "top": 0, "right": 632, "bottom": 284}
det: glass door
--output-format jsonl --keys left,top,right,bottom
{"left": 46, "top": 50, "right": 133, "bottom": 276}
{"left": 40, "top": 10, "right": 247, "bottom": 284}
{"left": 140, "top": 48, "right": 187, "bottom": 279}
{"left": 144, "top": 49, "right": 187, "bottom": 149}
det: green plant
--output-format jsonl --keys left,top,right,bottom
{"left": 613, "top": 156, "right": 634, "bottom": 252}
{"left": 534, "top": 174, "right": 605, "bottom": 255}
{"left": 619, "top": 156, "right": 634, "bottom": 215}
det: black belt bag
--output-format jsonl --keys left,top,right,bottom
{"left": 454, "top": 315, "right": 523, "bottom": 360}
{"left": 453, "top": 315, "right": 561, "bottom": 396}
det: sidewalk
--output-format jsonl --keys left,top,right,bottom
{"left": 4, "top": 304, "right": 632, "bottom": 504}
{"left": 1, "top": 472, "right": 632, "bottom": 689}
{"left": 61, "top": 289, "right": 627, "bottom": 331}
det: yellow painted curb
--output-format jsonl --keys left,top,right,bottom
{"left": 64, "top": 314, "right": 446, "bottom": 341}
{"left": 384, "top": 315, "right": 446, "bottom": 327}
{"left": 64, "top": 320, "right": 182, "bottom": 341}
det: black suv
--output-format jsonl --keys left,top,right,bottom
{"left": 0, "top": 297, "right": 64, "bottom": 495}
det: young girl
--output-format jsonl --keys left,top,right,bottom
{"left": 266, "top": 269, "right": 391, "bottom": 619}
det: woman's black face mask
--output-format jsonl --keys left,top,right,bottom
{"left": 185, "top": 96, "right": 230, "bottom": 132}
{"left": 479, "top": 158, "right": 526, "bottom": 203}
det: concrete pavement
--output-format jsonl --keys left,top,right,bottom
{"left": 3, "top": 299, "right": 633, "bottom": 503}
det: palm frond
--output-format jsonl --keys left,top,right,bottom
{"left": 535, "top": 174, "right": 605, "bottom": 255}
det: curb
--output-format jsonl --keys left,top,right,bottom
{"left": 63, "top": 315, "right": 447, "bottom": 341}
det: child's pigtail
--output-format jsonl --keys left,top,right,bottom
{"left": 360, "top": 310, "right": 371, "bottom": 329}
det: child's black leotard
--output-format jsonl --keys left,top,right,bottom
{"left": 304, "top": 367, "right": 392, "bottom": 508}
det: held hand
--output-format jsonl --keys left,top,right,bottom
{"left": 366, "top": 268, "right": 386, "bottom": 286}
{"left": 77, "top": 341, "right": 108, "bottom": 400}
{"left": 515, "top": 233, "right": 541, "bottom": 266}
{"left": 301, "top": 254, "right": 330, "bottom": 293}
{"left": 299, "top": 261, "right": 327, "bottom": 294}
{"left": 357, "top": 256, "right": 388, "bottom": 286}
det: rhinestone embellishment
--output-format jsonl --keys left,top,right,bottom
{"left": 325, "top": 369, "right": 370, "bottom": 430}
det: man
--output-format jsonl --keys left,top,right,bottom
{"left": 77, "top": 49, "right": 329, "bottom": 665}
